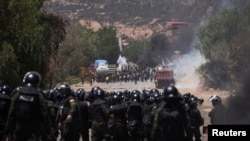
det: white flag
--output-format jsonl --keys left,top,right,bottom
{"left": 121, "top": 56, "right": 127, "bottom": 66}
{"left": 162, "top": 59, "right": 165, "bottom": 66}
{"left": 117, "top": 55, "right": 122, "bottom": 65}
{"left": 118, "top": 37, "right": 122, "bottom": 52}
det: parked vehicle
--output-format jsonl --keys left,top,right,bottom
{"left": 155, "top": 64, "right": 175, "bottom": 89}
{"left": 94, "top": 59, "right": 117, "bottom": 82}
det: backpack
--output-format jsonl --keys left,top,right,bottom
{"left": 159, "top": 105, "right": 187, "bottom": 141}
{"left": 14, "top": 87, "right": 41, "bottom": 120}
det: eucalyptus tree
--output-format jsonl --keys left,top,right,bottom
{"left": 195, "top": 6, "right": 250, "bottom": 89}
{"left": 0, "top": 0, "right": 67, "bottom": 88}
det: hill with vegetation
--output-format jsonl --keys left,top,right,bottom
{"left": 43, "top": 0, "right": 250, "bottom": 90}
{"left": 43, "top": 0, "right": 219, "bottom": 39}
{"left": 1, "top": 0, "right": 250, "bottom": 90}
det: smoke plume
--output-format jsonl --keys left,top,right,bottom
{"left": 137, "top": 34, "right": 171, "bottom": 67}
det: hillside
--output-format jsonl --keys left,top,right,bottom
{"left": 43, "top": 0, "right": 208, "bottom": 39}
{"left": 43, "top": 0, "right": 250, "bottom": 41}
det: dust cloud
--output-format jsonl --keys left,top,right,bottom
{"left": 172, "top": 47, "right": 206, "bottom": 89}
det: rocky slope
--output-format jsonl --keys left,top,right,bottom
{"left": 43, "top": 0, "right": 221, "bottom": 40}
{"left": 43, "top": 0, "right": 250, "bottom": 55}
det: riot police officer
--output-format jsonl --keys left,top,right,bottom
{"left": 188, "top": 96, "right": 204, "bottom": 141}
{"left": 142, "top": 89, "right": 160, "bottom": 141}
{"left": 56, "top": 84, "right": 79, "bottom": 141}
{"left": 126, "top": 90, "right": 143, "bottom": 141}
{"left": 108, "top": 92, "right": 128, "bottom": 141}
{"left": 4, "top": 71, "right": 52, "bottom": 141}
{"left": 0, "top": 85, "right": 12, "bottom": 140}
{"left": 44, "top": 88, "right": 61, "bottom": 141}
{"left": 151, "top": 85, "right": 192, "bottom": 141}
{"left": 208, "top": 95, "right": 226, "bottom": 124}
{"left": 123, "top": 90, "right": 131, "bottom": 107}
{"left": 75, "top": 88, "right": 90, "bottom": 141}
{"left": 89, "top": 86, "right": 110, "bottom": 141}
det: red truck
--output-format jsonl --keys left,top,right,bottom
{"left": 155, "top": 65, "right": 175, "bottom": 89}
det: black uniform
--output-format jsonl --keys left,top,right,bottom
{"left": 78, "top": 100, "right": 90, "bottom": 141}
{"left": 90, "top": 98, "right": 110, "bottom": 141}
{"left": 142, "top": 89, "right": 161, "bottom": 141}
{"left": 142, "top": 100, "right": 158, "bottom": 141}
{"left": 151, "top": 85, "right": 192, "bottom": 141}
{"left": 43, "top": 88, "right": 63, "bottom": 141}
{"left": 127, "top": 100, "right": 143, "bottom": 141}
{"left": 109, "top": 101, "right": 128, "bottom": 141}
{"left": 208, "top": 95, "right": 226, "bottom": 125}
{"left": 151, "top": 101, "right": 192, "bottom": 141}
{"left": 5, "top": 86, "right": 52, "bottom": 141}
{"left": 57, "top": 95, "right": 79, "bottom": 141}
{"left": 188, "top": 105, "right": 203, "bottom": 141}
{"left": 0, "top": 92, "right": 11, "bottom": 140}
{"left": 208, "top": 103, "right": 226, "bottom": 124}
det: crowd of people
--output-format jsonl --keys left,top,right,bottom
{"left": 0, "top": 71, "right": 229, "bottom": 141}
{"left": 93, "top": 66, "right": 156, "bottom": 84}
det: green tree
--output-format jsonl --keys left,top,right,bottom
{"left": 123, "top": 40, "right": 146, "bottom": 63}
{"left": 0, "top": 0, "right": 67, "bottom": 88}
{"left": 96, "top": 26, "right": 120, "bottom": 64}
{"left": 195, "top": 6, "right": 250, "bottom": 89}
{"left": 0, "top": 42, "right": 19, "bottom": 87}
{"left": 56, "top": 23, "right": 98, "bottom": 78}
{"left": 56, "top": 24, "right": 120, "bottom": 81}
{"left": 196, "top": 8, "right": 241, "bottom": 61}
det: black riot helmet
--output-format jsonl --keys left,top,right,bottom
{"left": 183, "top": 92, "right": 192, "bottom": 103}
{"left": 89, "top": 86, "right": 101, "bottom": 102}
{"left": 0, "top": 84, "right": 11, "bottom": 96}
{"left": 91, "top": 86, "right": 105, "bottom": 99}
{"left": 163, "top": 85, "right": 182, "bottom": 100}
{"left": 116, "top": 91, "right": 124, "bottom": 101}
{"left": 123, "top": 89, "right": 130, "bottom": 96}
{"left": 149, "top": 88, "right": 160, "bottom": 95}
{"left": 142, "top": 89, "right": 150, "bottom": 100}
{"left": 47, "top": 88, "right": 59, "bottom": 101}
{"left": 111, "top": 93, "right": 122, "bottom": 105}
{"left": 209, "top": 95, "right": 222, "bottom": 106}
{"left": 149, "top": 88, "right": 160, "bottom": 96}
{"left": 123, "top": 89, "right": 131, "bottom": 100}
{"left": 91, "top": 86, "right": 101, "bottom": 95}
{"left": 57, "top": 84, "right": 72, "bottom": 98}
{"left": 131, "top": 90, "right": 141, "bottom": 102}
{"left": 189, "top": 96, "right": 199, "bottom": 108}
{"left": 75, "top": 88, "right": 86, "bottom": 101}
{"left": 149, "top": 88, "right": 161, "bottom": 102}
{"left": 96, "top": 89, "right": 105, "bottom": 99}
{"left": 23, "top": 71, "right": 41, "bottom": 87}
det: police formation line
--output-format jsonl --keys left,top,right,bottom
{"left": 0, "top": 71, "right": 224, "bottom": 141}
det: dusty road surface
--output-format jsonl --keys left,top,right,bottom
{"left": 70, "top": 72, "right": 231, "bottom": 141}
